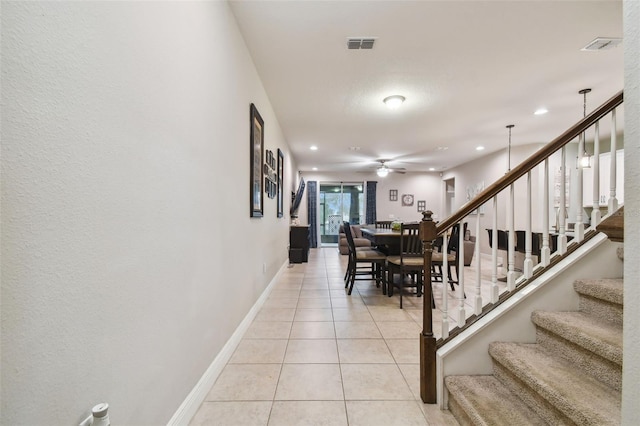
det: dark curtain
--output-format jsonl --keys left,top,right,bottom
{"left": 366, "top": 181, "right": 377, "bottom": 224}
{"left": 307, "top": 181, "right": 318, "bottom": 248}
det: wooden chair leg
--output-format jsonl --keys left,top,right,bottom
{"left": 347, "top": 265, "right": 356, "bottom": 295}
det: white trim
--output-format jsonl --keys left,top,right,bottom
{"left": 166, "top": 260, "right": 289, "bottom": 426}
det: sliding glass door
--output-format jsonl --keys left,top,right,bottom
{"left": 319, "top": 182, "right": 365, "bottom": 245}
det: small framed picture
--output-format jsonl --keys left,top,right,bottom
{"left": 389, "top": 189, "right": 398, "bottom": 201}
{"left": 402, "top": 194, "right": 414, "bottom": 206}
{"left": 417, "top": 200, "right": 426, "bottom": 212}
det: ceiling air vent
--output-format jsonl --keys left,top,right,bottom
{"left": 347, "top": 38, "right": 376, "bottom": 50}
{"left": 581, "top": 37, "right": 622, "bottom": 51}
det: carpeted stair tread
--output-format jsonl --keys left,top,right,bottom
{"left": 573, "top": 278, "right": 623, "bottom": 305}
{"left": 532, "top": 311, "right": 622, "bottom": 365}
{"left": 489, "top": 342, "right": 621, "bottom": 425}
{"left": 446, "top": 375, "right": 547, "bottom": 426}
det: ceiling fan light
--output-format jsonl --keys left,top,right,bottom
{"left": 376, "top": 166, "right": 389, "bottom": 177}
{"left": 383, "top": 95, "right": 405, "bottom": 110}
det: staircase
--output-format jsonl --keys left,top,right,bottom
{"left": 445, "top": 276, "right": 623, "bottom": 425}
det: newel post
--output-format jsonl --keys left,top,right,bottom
{"left": 419, "top": 210, "right": 437, "bottom": 403}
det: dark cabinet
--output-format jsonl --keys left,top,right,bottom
{"left": 289, "top": 225, "right": 310, "bottom": 263}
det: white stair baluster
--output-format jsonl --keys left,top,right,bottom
{"left": 558, "top": 147, "right": 568, "bottom": 254}
{"left": 441, "top": 234, "right": 449, "bottom": 339}
{"left": 608, "top": 108, "right": 619, "bottom": 212}
{"left": 575, "top": 131, "right": 585, "bottom": 242}
{"left": 491, "top": 196, "right": 499, "bottom": 303}
{"left": 507, "top": 184, "right": 517, "bottom": 290}
{"left": 524, "top": 171, "right": 533, "bottom": 278}
{"left": 474, "top": 212, "right": 482, "bottom": 315}
{"left": 457, "top": 222, "right": 466, "bottom": 326}
{"left": 592, "top": 121, "right": 601, "bottom": 226}
{"left": 541, "top": 159, "right": 551, "bottom": 265}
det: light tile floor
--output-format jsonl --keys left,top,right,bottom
{"left": 190, "top": 247, "right": 462, "bottom": 426}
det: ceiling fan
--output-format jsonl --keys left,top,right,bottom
{"left": 372, "top": 159, "right": 406, "bottom": 177}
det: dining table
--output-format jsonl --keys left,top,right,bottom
{"left": 360, "top": 226, "right": 403, "bottom": 255}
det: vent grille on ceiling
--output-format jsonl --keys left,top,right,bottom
{"left": 581, "top": 37, "right": 622, "bottom": 51}
{"left": 347, "top": 38, "right": 375, "bottom": 49}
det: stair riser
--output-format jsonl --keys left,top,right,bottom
{"left": 446, "top": 394, "right": 475, "bottom": 426}
{"left": 536, "top": 328, "right": 622, "bottom": 391}
{"left": 492, "top": 361, "right": 574, "bottom": 426}
{"left": 579, "top": 295, "right": 623, "bottom": 326}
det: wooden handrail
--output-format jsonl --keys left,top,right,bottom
{"left": 435, "top": 90, "right": 623, "bottom": 235}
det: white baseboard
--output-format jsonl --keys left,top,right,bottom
{"left": 166, "top": 260, "right": 289, "bottom": 426}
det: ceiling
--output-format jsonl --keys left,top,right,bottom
{"left": 229, "top": 0, "right": 624, "bottom": 174}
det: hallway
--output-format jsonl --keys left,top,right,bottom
{"left": 190, "top": 247, "right": 459, "bottom": 425}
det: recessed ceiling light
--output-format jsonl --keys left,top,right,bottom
{"left": 310, "top": 145, "right": 318, "bottom": 151}
{"left": 383, "top": 95, "right": 405, "bottom": 110}
{"left": 428, "top": 167, "right": 436, "bottom": 171}
{"left": 476, "top": 146, "right": 485, "bottom": 151}
{"left": 312, "top": 167, "right": 318, "bottom": 171}
{"left": 534, "top": 108, "right": 548, "bottom": 115}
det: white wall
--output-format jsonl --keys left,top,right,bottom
{"left": 0, "top": 2, "right": 293, "bottom": 424}
{"left": 622, "top": 0, "right": 640, "bottom": 423}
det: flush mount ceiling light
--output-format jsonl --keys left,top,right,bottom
{"left": 476, "top": 146, "right": 485, "bottom": 151}
{"left": 534, "top": 108, "right": 548, "bottom": 115}
{"left": 383, "top": 95, "right": 405, "bottom": 110}
{"left": 310, "top": 145, "right": 318, "bottom": 151}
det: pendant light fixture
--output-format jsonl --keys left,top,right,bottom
{"left": 506, "top": 124, "right": 514, "bottom": 173}
{"left": 578, "top": 88, "right": 592, "bottom": 168}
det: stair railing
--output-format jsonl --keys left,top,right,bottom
{"left": 419, "top": 90, "right": 624, "bottom": 403}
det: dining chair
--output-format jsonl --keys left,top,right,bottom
{"left": 343, "top": 222, "right": 387, "bottom": 295}
{"left": 386, "top": 222, "right": 431, "bottom": 309}
{"left": 376, "top": 220, "right": 393, "bottom": 229}
{"left": 432, "top": 223, "right": 464, "bottom": 289}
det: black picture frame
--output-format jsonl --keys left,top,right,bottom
{"left": 389, "top": 189, "right": 398, "bottom": 201}
{"left": 277, "top": 149, "right": 284, "bottom": 218}
{"left": 250, "top": 104, "right": 264, "bottom": 217}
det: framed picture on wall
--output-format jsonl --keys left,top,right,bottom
{"left": 402, "top": 194, "right": 414, "bottom": 206}
{"left": 250, "top": 103, "right": 264, "bottom": 217}
{"left": 417, "top": 200, "right": 426, "bottom": 212}
{"left": 389, "top": 189, "right": 398, "bottom": 201}
{"left": 277, "top": 149, "right": 284, "bottom": 218}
